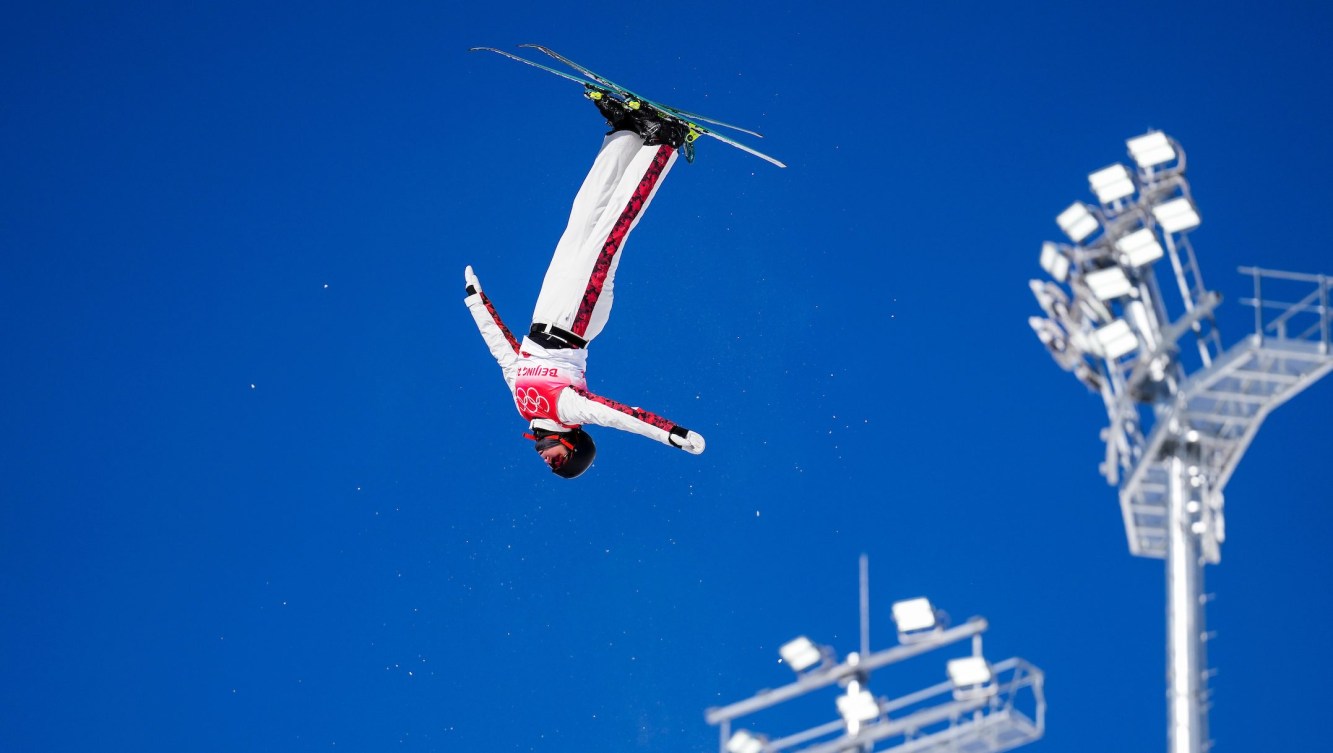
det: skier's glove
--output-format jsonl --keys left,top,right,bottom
{"left": 670, "top": 426, "right": 706, "bottom": 455}
{"left": 464, "top": 265, "right": 482, "bottom": 296}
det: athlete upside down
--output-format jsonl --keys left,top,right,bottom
{"left": 463, "top": 98, "right": 706, "bottom": 478}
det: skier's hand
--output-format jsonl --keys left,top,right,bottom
{"left": 671, "top": 428, "right": 706, "bottom": 455}
{"left": 682, "top": 431, "right": 706, "bottom": 454}
{"left": 464, "top": 265, "right": 482, "bottom": 296}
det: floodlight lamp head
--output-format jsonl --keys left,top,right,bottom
{"left": 1115, "top": 228, "right": 1165, "bottom": 268}
{"left": 836, "top": 682, "right": 880, "bottom": 731}
{"left": 779, "top": 636, "right": 824, "bottom": 673}
{"left": 1089, "top": 164, "right": 1136, "bottom": 205}
{"left": 726, "top": 730, "right": 766, "bottom": 753}
{"left": 947, "top": 656, "right": 997, "bottom": 701}
{"left": 1127, "top": 131, "right": 1178, "bottom": 170}
{"left": 1152, "top": 197, "right": 1201, "bottom": 234}
{"left": 892, "top": 597, "right": 940, "bottom": 642}
{"left": 1039, "top": 242, "right": 1071, "bottom": 282}
{"left": 1057, "top": 202, "right": 1099, "bottom": 243}
{"left": 1083, "top": 266, "right": 1135, "bottom": 301}
{"left": 1091, "top": 318, "right": 1139, "bottom": 359}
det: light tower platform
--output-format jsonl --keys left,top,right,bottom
{"left": 1119, "top": 269, "right": 1333, "bottom": 561}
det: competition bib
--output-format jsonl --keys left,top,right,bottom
{"left": 514, "top": 361, "right": 584, "bottom": 427}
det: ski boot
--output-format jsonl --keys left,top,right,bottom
{"left": 585, "top": 87, "right": 699, "bottom": 161}
{"left": 585, "top": 87, "right": 635, "bottom": 133}
{"left": 632, "top": 107, "right": 689, "bottom": 149}
{"left": 638, "top": 107, "right": 699, "bottom": 162}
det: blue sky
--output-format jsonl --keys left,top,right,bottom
{"left": 3, "top": 2, "right": 1331, "bottom": 752}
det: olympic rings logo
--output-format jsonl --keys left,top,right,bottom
{"left": 515, "top": 387, "right": 550, "bottom": 415}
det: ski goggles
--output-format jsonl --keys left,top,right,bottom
{"left": 525, "top": 432, "right": 576, "bottom": 468}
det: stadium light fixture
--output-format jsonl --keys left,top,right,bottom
{"left": 947, "top": 656, "right": 996, "bottom": 700}
{"left": 726, "top": 730, "right": 765, "bottom": 753}
{"left": 1152, "top": 197, "right": 1201, "bottom": 233}
{"left": 1127, "top": 131, "right": 1176, "bottom": 169}
{"left": 1039, "top": 242, "right": 1070, "bottom": 282}
{"left": 1089, "top": 164, "right": 1136, "bottom": 204}
{"left": 891, "top": 597, "right": 938, "bottom": 640}
{"left": 1092, "top": 319, "right": 1138, "bottom": 359}
{"left": 1057, "top": 202, "right": 1099, "bottom": 243}
{"left": 1084, "top": 266, "right": 1135, "bottom": 301}
{"left": 1029, "top": 133, "right": 1333, "bottom": 753}
{"left": 779, "top": 636, "right": 823, "bottom": 673}
{"left": 1116, "top": 228, "right": 1165, "bottom": 268}
{"left": 707, "top": 557, "right": 1047, "bottom": 753}
{"left": 836, "top": 678, "right": 880, "bottom": 735}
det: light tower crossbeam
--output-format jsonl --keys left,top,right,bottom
{"left": 707, "top": 565, "right": 1044, "bottom": 753}
{"left": 705, "top": 619, "right": 988, "bottom": 725}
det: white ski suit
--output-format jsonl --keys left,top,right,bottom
{"left": 465, "top": 129, "right": 705, "bottom": 454}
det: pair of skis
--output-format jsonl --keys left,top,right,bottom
{"left": 469, "top": 44, "right": 785, "bottom": 169}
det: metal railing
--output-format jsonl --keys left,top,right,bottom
{"left": 1238, "top": 266, "right": 1332, "bottom": 350}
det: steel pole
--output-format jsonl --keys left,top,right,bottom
{"left": 1166, "top": 453, "right": 1206, "bottom": 753}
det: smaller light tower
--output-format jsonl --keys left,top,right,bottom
{"left": 705, "top": 556, "right": 1045, "bottom": 753}
{"left": 1027, "top": 131, "right": 1333, "bottom": 753}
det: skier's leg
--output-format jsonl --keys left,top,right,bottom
{"left": 547, "top": 129, "right": 644, "bottom": 270}
{"left": 531, "top": 130, "right": 678, "bottom": 345}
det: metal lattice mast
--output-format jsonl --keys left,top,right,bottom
{"left": 1028, "top": 132, "right": 1333, "bottom": 753}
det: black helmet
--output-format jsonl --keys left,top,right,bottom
{"left": 529, "top": 427, "right": 596, "bottom": 479}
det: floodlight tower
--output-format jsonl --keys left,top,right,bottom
{"left": 706, "top": 556, "right": 1045, "bottom": 753}
{"left": 1028, "top": 132, "right": 1333, "bottom": 753}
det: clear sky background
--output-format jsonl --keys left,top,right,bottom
{"left": 4, "top": 3, "right": 1332, "bottom": 752}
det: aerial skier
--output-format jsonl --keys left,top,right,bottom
{"left": 463, "top": 95, "right": 707, "bottom": 478}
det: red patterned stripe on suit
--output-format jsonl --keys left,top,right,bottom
{"left": 570, "top": 144, "right": 675, "bottom": 338}
{"left": 479, "top": 291, "right": 519, "bottom": 354}
{"left": 570, "top": 386, "right": 677, "bottom": 432}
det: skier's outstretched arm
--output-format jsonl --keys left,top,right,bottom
{"left": 558, "top": 387, "right": 706, "bottom": 454}
{"left": 463, "top": 265, "right": 521, "bottom": 384}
